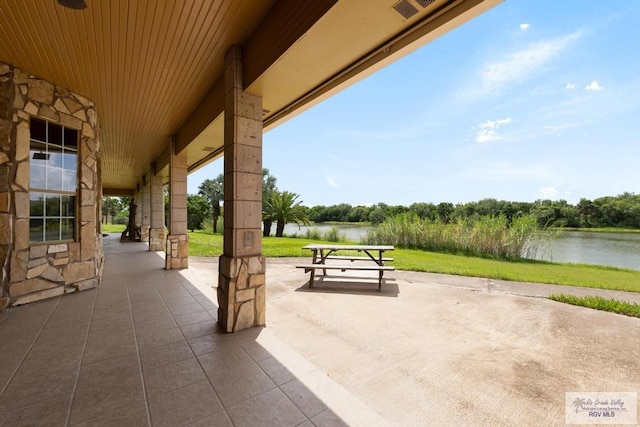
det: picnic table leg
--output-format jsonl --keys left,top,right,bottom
{"left": 309, "top": 249, "right": 318, "bottom": 287}
{"left": 320, "top": 250, "right": 327, "bottom": 276}
{"left": 379, "top": 250, "right": 386, "bottom": 290}
{"left": 363, "top": 249, "right": 385, "bottom": 266}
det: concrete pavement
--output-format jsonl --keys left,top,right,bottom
{"left": 192, "top": 256, "right": 640, "bottom": 426}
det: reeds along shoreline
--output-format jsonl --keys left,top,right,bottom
{"left": 363, "top": 213, "right": 552, "bottom": 259}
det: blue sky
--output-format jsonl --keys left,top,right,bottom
{"left": 188, "top": 0, "right": 640, "bottom": 207}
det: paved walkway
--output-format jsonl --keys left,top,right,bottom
{"left": 1, "top": 236, "right": 639, "bottom": 426}
{"left": 0, "top": 236, "right": 385, "bottom": 426}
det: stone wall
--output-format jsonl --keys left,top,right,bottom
{"left": 148, "top": 173, "right": 165, "bottom": 252}
{"left": 165, "top": 143, "right": 188, "bottom": 269}
{"left": 0, "top": 62, "right": 103, "bottom": 308}
{"left": 140, "top": 172, "right": 151, "bottom": 243}
{"left": 218, "top": 255, "right": 266, "bottom": 332}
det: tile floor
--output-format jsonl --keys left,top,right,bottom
{"left": 0, "top": 236, "right": 387, "bottom": 426}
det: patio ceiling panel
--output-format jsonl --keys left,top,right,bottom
{"left": 0, "top": 0, "right": 276, "bottom": 192}
{"left": 176, "top": 0, "right": 340, "bottom": 174}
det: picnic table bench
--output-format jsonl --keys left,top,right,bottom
{"left": 296, "top": 244, "right": 395, "bottom": 291}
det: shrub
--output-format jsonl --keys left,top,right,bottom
{"left": 304, "top": 228, "right": 322, "bottom": 240}
{"left": 302, "top": 226, "right": 345, "bottom": 242}
{"left": 364, "top": 213, "right": 551, "bottom": 259}
{"left": 323, "top": 226, "right": 345, "bottom": 242}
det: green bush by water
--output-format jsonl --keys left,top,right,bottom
{"left": 296, "top": 226, "right": 346, "bottom": 242}
{"left": 364, "top": 213, "right": 551, "bottom": 259}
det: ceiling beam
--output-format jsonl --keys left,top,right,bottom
{"left": 173, "top": 0, "right": 338, "bottom": 156}
{"left": 103, "top": 188, "right": 135, "bottom": 197}
{"left": 174, "top": 80, "right": 224, "bottom": 155}
{"left": 242, "top": 0, "right": 339, "bottom": 87}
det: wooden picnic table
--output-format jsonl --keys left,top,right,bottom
{"left": 296, "top": 244, "right": 395, "bottom": 291}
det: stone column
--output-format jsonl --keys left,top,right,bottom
{"left": 134, "top": 184, "right": 142, "bottom": 228}
{"left": 165, "top": 140, "right": 188, "bottom": 269}
{"left": 0, "top": 63, "right": 15, "bottom": 309}
{"left": 218, "top": 46, "right": 266, "bottom": 333}
{"left": 149, "top": 171, "right": 165, "bottom": 251}
{"left": 140, "top": 173, "right": 151, "bottom": 242}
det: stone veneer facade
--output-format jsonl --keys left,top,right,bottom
{"left": 217, "top": 46, "right": 266, "bottom": 332}
{"left": 148, "top": 173, "right": 165, "bottom": 251}
{"left": 0, "top": 62, "right": 103, "bottom": 308}
{"left": 165, "top": 142, "right": 188, "bottom": 269}
{"left": 218, "top": 255, "right": 266, "bottom": 332}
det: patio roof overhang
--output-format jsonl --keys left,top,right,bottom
{"left": 0, "top": 0, "right": 501, "bottom": 194}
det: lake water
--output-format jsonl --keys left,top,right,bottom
{"left": 283, "top": 224, "right": 640, "bottom": 271}
{"left": 533, "top": 231, "right": 640, "bottom": 271}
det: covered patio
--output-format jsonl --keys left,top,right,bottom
{"left": 1, "top": 235, "right": 639, "bottom": 425}
{"left": 2, "top": 1, "right": 639, "bottom": 425}
{"left": 0, "top": 0, "right": 503, "bottom": 331}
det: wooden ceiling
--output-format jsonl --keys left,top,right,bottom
{"left": 0, "top": 0, "right": 501, "bottom": 193}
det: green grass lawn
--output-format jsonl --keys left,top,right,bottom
{"left": 187, "top": 230, "right": 640, "bottom": 293}
{"left": 102, "top": 223, "right": 126, "bottom": 233}
{"left": 549, "top": 294, "right": 640, "bottom": 318}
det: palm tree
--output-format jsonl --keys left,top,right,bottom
{"left": 101, "top": 197, "right": 120, "bottom": 224}
{"left": 262, "top": 169, "right": 278, "bottom": 236}
{"left": 198, "top": 175, "right": 224, "bottom": 233}
{"left": 265, "top": 190, "right": 310, "bottom": 237}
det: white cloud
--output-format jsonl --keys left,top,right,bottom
{"left": 326, "top": 176, "right": 340, "bottom": 189}
{"left": 537, "top": 186, "right": 559, "bottom": 199}
{"left": 476, "top": 118, "right": 512, "bottom": 143}
{"left": 585, "top": 80, "right": 603, "bottom": 91}
{"left": 464, "top": 31, "right": 582, "bottom": 99}
{"left": 520, "top": 23, "right": 531, "bottom": 31}
{"left": 566, "top": 83, "right": 575, "bottom": 90}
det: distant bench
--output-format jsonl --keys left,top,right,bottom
{"left": 296, "top": 244, "right": 395, "bottom": 291}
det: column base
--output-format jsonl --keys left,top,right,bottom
{"left": 149, "top": 227, "right": 166, "bottom": 251}
{"left": 165, "top": 234, "right": 188, "bottom": 269}
{"left": 140, "top": 225, "right": 150, "bottom": 243}
{"left": 218, "top": 254, "right": 266, "bottom": 332}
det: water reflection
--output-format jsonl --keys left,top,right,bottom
{"left": 534, "top": 231, "right": 640, "bottom": 271}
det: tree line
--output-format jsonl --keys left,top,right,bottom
{"left": 302, "top": 193, "right": 640, "bottom": 229}
{"left": 103, "top": 178, "right": 640, "bottom": 232}
{"left": 190, "top": 168, "right": 309, "bottom": 236}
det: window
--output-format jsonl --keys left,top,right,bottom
{"left": 29, "top": 117, "right": 78, "bottom": 242}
